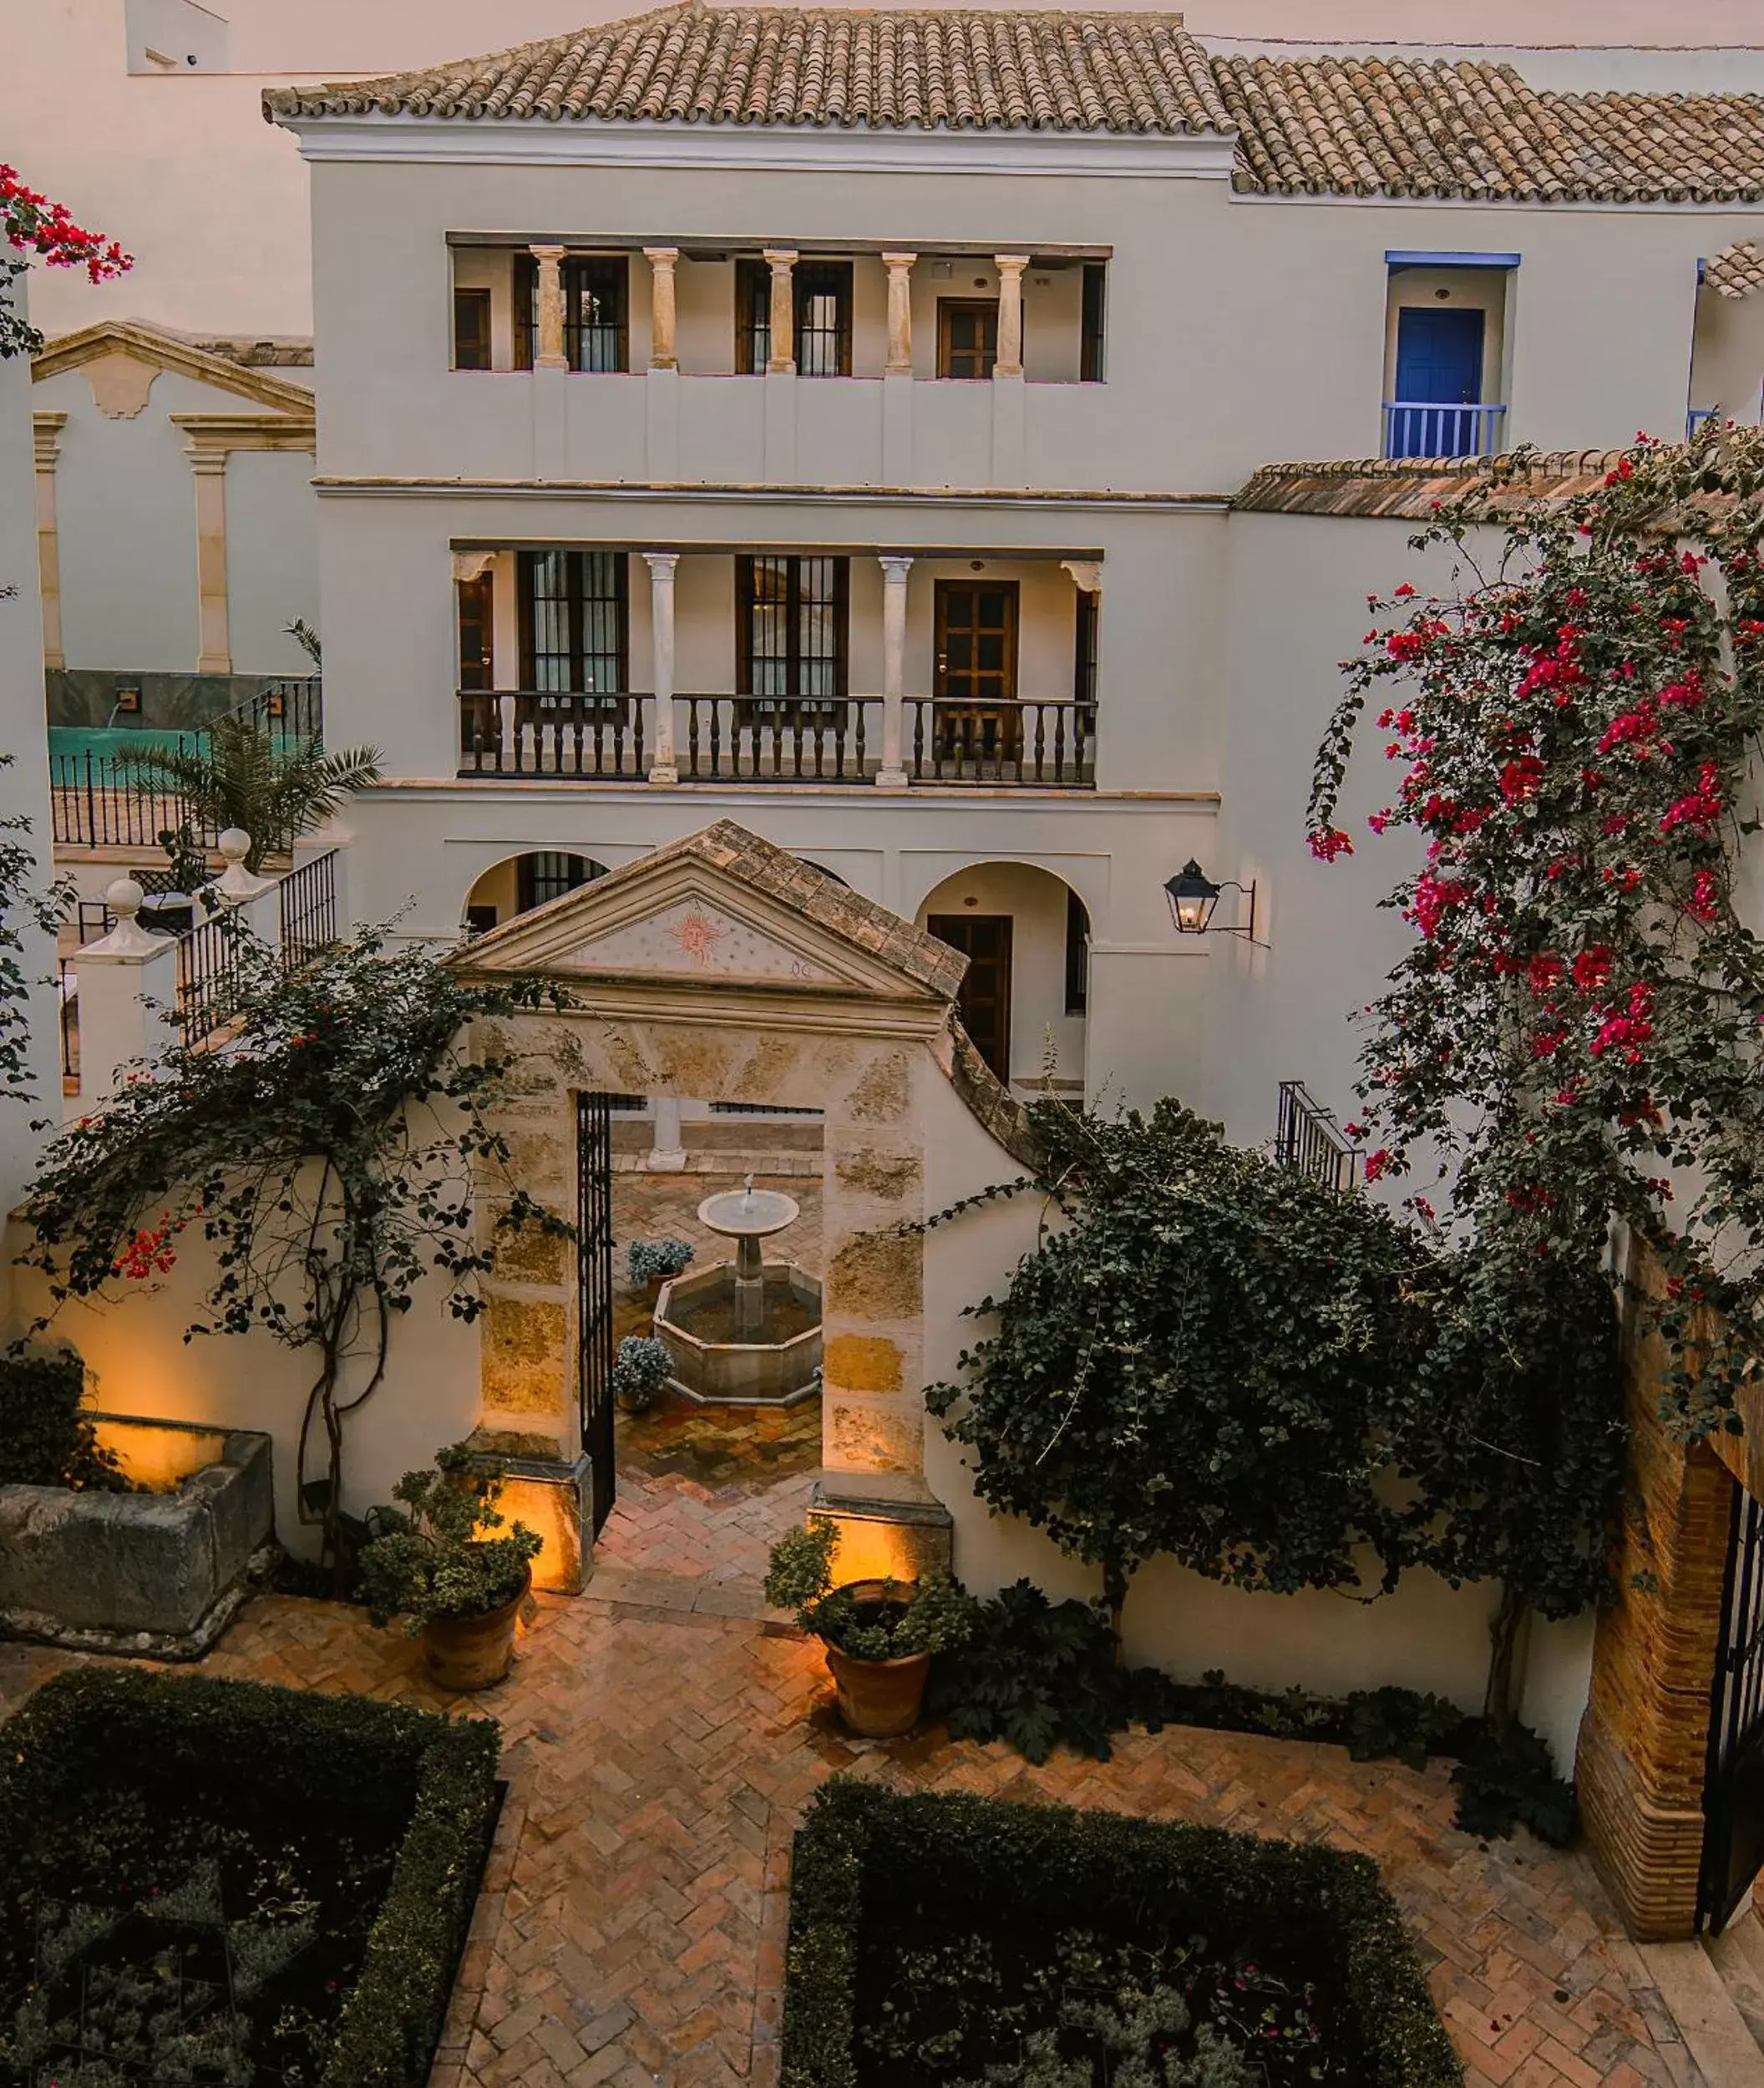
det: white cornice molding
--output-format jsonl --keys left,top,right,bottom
{"left": 281, "top": 114, "right": 1239, "bottom": 181}
{"left": 312, "top": 476, "right": 1231, "bottom": 514}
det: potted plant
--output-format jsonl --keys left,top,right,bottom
{"left": 628, "top": 1237, "right": 693, "bottom": 1295}
{"left": 356, "top": 1442, "right": 542, "bottom": 1692}
{"left": 611, "top": 1334, "right": 674, "bottom": 1414}
{"left": 763, "top": 1521, "right": 973, "bottom": 1739}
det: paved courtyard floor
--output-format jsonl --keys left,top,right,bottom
{"left": 0, "top": 1448, "right": 1713, "bottom": 2088}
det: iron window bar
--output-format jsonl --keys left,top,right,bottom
{"left": 1273, "top": 1080, "right": 1361, "bottom": 1194}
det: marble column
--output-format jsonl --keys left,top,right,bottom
{"left": 644, "top": 246, "right": 680, "bottom": 369}
{"left": 646, "top": 1093, "right": 688, "bottom": 1171}
{"left": 644, "top": 550, "right": 680, "bottom": 785}
{"left": 882, "top": 251, "right": 916, "bottom": 375}
{"left": 876, "top": 555, "right": 913, "bottom": 790}
{"left": 994, "top": 253, "right": 1030, "bottom": 378}
{"left": 529, "top": 243, "right": 569, "bottom": 370}
{"left": 763, "top": 248, "right": 798, "bottom": 374}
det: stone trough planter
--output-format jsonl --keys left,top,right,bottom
{"left": 0, "top": 1414, "right": 275, "bottom": 1658}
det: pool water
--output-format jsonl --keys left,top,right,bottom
{"left": 48, "top": 726, "right": 205, "bottom": 763}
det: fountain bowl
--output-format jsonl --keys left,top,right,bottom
{"left": 653, "top": 1261, "right": 823, "bottom": 1407}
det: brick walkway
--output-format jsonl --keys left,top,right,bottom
{"left": 0, "top": 1468, "right": 1708, "bottom": 2088}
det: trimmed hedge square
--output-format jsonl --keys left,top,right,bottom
{"left": 782, "top": 1777, "right": 1462, "bottom": 2088}
{"left": 0, "top": 1667, "right": 499, "bottom": 2088}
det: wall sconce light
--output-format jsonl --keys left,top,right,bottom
{"left": 114, "top": 687, "right": 142, "bottom": 715}
{"left": 1164, "top": 859, "right": 1258, "bottom": 940}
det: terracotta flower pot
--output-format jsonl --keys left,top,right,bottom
{"left": 821, "top": 1578, "right": 930, "bottom": 1739}
{"left": 420, "top": 1568, "right": 530, "bottom": 1692}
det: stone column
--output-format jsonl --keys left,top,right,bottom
{"left": 646, "top": 1093, "right": 687, "bottom": 1172}
{"left": 33, "top": 413, "right": 65, "bottom": 672}
{"left": 763, "top": 248, "right": 798, "bottom": 374}
{"left": 644, "top": 550, "right": 680, "bottom": 786}
{"left": 643, "top": 246, "right": 680, "bottom": 370}
{"left": 529, "top": 243, "right": 569, "bottom": 371}
{"left": 882, "top": 252, "right": 916, "bottom": 375}
{"left": 994, "top": 254, "right": 1030, "bottom": 378}
{"left": 186, "top": 446, "right": 231, "bottom": 675}
{"left": 876, "top": 555, "right": 913, "bottom": 791}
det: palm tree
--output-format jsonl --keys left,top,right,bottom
{"left": 129, "top": 717, "right": 381, "bottom": 873}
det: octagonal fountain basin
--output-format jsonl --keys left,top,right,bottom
{"left": 653, "top": 1261, "right": 823, "bottom": 1407}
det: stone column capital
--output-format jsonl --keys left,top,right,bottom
{"left": 32, "top": 412, "right": 66, "bottom": 470}
{"left": 1061, "top": 559, "right": 1102, "bottom": 595}
{"left": 994, "top": 253, "right": 1031, "bottom": 274}
{"left": 527, "top": 242, "right": 567, "bottom": 261}
{"left": 641, "top": 245, "right": 680, "bottom": 264}
{"left": 881, "top": 251, "right": 918, "bottom": 270}
{"left": 877, "top": 554, "right": 915, "bottom": 585}
{"left": 642, "top": 549, "right": 680, "bottom": 580}
{"left": 762, "top": 247, "right": 799, "bottom": 271}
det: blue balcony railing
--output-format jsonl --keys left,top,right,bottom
{"left": 1382, "top": 401, "right": 1508, "bottom": 460}
{"left": 1687, "top": 407, "right": 1718, "bottom": 442}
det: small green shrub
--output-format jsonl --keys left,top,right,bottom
{"left": 627, "top": 1237, "right": 693, "bottom": 1285}
{"left": 765, "top": 1523, "right": 976, "bottom": 1660}
{"left": 928, "top": 1580, "right": 1576, "bottom": 1843}
{"left": 782, "top": 1778, "right": 1463, "bottom": 2088}
{"left": 356, "top": 1443, "right": 540, "bottom": 1633}
{"left": 0, "top": 1346, "right": 127, "bottom": 1491}
{"left": 0, "top": 1667, "right": 499, "bottom": 2088}
{"left": 611, "top": 1335, "right": 673, "bottom": 1412}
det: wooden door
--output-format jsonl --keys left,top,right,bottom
{"left": 927, "top": 914, "right": 1013, "bottom": 1084}
{"left": 938, "top": 299, "right": 999, "bottom": 380}
{"left": 935, "top": 580, "right": 1019, "bottom": 765}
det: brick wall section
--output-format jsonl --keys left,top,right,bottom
{"left": 1578, "top": 1262, "right": 1733, "bottom": 1939}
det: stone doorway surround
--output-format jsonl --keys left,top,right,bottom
{"left": 452, "top": 818, "right": 1035, "bottom": 1595}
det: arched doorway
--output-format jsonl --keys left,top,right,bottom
{"left": 463, "top": 851, "right": 608, "bottom": 935}
{"left": 915, "top": 862, "right": 1089, "bottom": 1096}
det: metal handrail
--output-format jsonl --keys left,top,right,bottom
{"left": 1273, "top": 1080, "right": 1361, "bottom": 1194}
{"left": 1381, "top": 400, "right": 1509, "bottom": 460}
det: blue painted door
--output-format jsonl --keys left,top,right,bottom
{"left": 1391, "top": 307, "right": 1485, "bottom": 457}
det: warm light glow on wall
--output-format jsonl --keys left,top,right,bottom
{"left": 814, "top": 1508, "right": 921, "bottom": 1589}
{"left": 497, "top": 1472, "right": 584, "bottom": 1594}
{"left": 91, "top": 1417, "right": 225, "bottom": 1494}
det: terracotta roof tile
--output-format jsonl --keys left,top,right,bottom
{"left": 1233, "top": 451, "right": 1632, "bottom": 519}
{"left": 1707, "top": 238, "right": 1764, "bottom": 298}
{"left": 261, "top": 4, "right": 1231, "bottom": 136}
{"left": 262, "top": 4, "right": 1764, "bottom": 204}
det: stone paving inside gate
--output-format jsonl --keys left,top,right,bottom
{"left": 0, "top": 1461, "right": 1712, "bottom": 2088}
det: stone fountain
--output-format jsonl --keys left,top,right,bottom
{"left": 651, "top": 1175, "right": 823, "bottom": 1406}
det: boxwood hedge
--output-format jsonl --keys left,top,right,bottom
{"left": 782, "top": 1776, "right": 1462, "bottom": 2088}
{"left": 0, "top": 1667, "right": 500, "bottom": 2088}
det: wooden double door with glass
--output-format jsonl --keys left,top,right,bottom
{"left": 934, "top": 580, "right": 1019, "bottom": 765}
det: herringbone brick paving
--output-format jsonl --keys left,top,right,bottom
{"left": 0, "top": 1467, "right": 1706, "bottom": 2088}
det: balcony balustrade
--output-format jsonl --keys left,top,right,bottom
{"left": 455, "top": 692, "right": 1096, "bottom": 788}
{"left": 1381, "top": 401, "right": 1508, "bottom": 459}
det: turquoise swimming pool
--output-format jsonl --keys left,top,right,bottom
{"left": 48, "top": 727, "right": 204, "bottom": 763}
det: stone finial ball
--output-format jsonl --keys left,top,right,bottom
{"left": 217, "top": 828, "right": 252, "bottom": 861}
{"left": 104, "top": 876, "right": 145, "bottom": 915}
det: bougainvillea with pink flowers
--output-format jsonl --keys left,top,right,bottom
{"left": 1309, "top": 424, "right": 1764, "bottom": 1432}
{"left": 0, "top": 163, "right": 130, "bottom": 358}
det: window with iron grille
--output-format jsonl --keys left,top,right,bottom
{"left": 736, "top": 259, "right": 771, "bottom": 374}
{"left": 513, "top": 254, "right": 629, "bottom": 372}
{"left": 518, "top": 550, "right": 628, "bottom": 696}
{"left": 1081, "top": 262, "right": 1107, "bottom": 383}
{"left": 795, "top": 261, "right": 852, "bottom": 377}
{"left": 735, "top": 259, "right": 851, "bottom": 376}
{"left": 737, "top": 555, "right": 848, "bottom": 708}
{"left": 518, "top": 851, "right": 596, "bottom": 912}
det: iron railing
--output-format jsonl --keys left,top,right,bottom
{"left": 175, "top": 910, "right": 250, "bottom": 1047}
{"left": 1382, "top": 401, "right": 1508, "bottom": 459}
{"left": 278, "top": 848, "right": 339, "bottom": 971}
{"left": 223, "top": 672, "right": 322, "bottom": 743}
{"left": 456, "top": 691, "right": 1097, "bottom": 788}
{"left": 905, "top": 698, "right": 1095, "bottom": 786}
{"left": 1273, "top": 1080, "right": 1361, "bottom": 1194}
{"left": 49, "top": 751, "right": 214, "bottom": 850}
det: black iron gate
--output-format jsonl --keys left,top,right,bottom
{"left": 575, "top": 1090, "right": 616, "bottom": 1537}
{"left": 1699, "top": 1477, "right": 1764, "bottom": 1930}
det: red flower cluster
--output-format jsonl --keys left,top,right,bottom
{"left": 1659, "top": 759, "right": 1724, "bottom": 838}
{"left": 113, "top": 1219, "right": 180, "bottom": 1280}
{"left": 1309, "top": 827, "right": 1354, "bottom": 863}
{"left": 0, "top": 164, "right": 130, "bottom": 282}
{"left": 1589, "top": 985, "right": 1655, "bottom": 1065}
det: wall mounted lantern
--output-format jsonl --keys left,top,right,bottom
{"left": 1164, "top": 860, "right": 1258, "bottom": 940}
